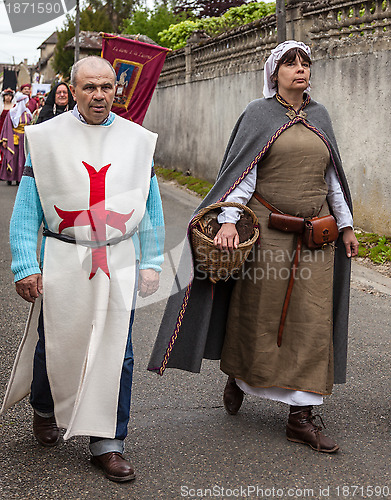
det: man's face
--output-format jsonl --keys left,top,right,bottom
{"left": 21, "top": 86, "right": 31, "bottom": 97}
{"left": 70, "top": 62, "right": 116, "bottom": 125}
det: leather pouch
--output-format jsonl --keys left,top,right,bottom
{"left": 303, "top": 215, "right": 339, "bottom": 249}
{"left": 268, "top": 213, "right": 305, "bottom": 233}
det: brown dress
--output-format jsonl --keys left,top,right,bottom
{"left": 220, "top": 123, "right": 334, "bottom": 395}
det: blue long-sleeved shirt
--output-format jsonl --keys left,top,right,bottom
{"left": 10, "top": 111, "right": 164, "bottom": 282}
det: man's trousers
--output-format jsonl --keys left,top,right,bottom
{"left": 30, "top": 299, "right": 135, "bottom": 454}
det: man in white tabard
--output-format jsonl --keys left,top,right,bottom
{"left": 2, "top": 56, "right": 165, "bottom": 482}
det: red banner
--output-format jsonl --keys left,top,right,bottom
{"left": 101, "top": 33, "right": 170, "bottom": 125}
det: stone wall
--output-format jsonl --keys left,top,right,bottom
{"left": 144, "top": 0, "right": 391, "bottom": 235}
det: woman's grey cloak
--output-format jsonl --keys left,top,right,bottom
{"left": 148, "top": 96, "right": 353, "bottom": 384}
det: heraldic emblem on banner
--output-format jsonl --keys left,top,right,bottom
{"left": 101, "top": 33, "right": 170, "bottom": 125}
{"left": 112, "top": 59, "right": 143, "bottom": 108}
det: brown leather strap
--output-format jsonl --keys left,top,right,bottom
{"left": 277, "top": 234, "right": 302, "bottom": 347}
{"left": 253, "top": 190, "right": 303, "bottom": 347}
{"left": 253, "top": 191, "right": 283, "bottom": 214}
{"left": 254, "top": 190, "right": 323, "bottom": 218}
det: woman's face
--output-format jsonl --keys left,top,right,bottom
{"left": 276, "top": 55, "right": 310, "bottom": 94}
{"left": 3, "top": 94, "right": 13, "bottom": 103}
{"left": 55, "top": 85, "right": 69, "bottom": 107}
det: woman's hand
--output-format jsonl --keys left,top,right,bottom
{"left": 213, "top": 223, "right": 239, "bottom": 251}
{"left": 342, "top": 227, "right": 359, "bottom": 258}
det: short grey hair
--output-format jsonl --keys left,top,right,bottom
{"left": 70, "top": 56, "right": 116, "bottom": 87}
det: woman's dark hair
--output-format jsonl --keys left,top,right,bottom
{"left": 271, "top": 47, "right": 312, "bottom": 90}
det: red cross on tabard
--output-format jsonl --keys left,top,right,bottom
{"left": 54, "top": 161, "right": 134, "bottom": 279}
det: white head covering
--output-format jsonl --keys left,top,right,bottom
{"left": 9, "top": 92, "right": 32, "bottom": 128}
{"left": 263, "top": 40, "right": 311, "bottom": 99}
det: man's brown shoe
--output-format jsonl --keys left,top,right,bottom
{"left": 223, "top": 376, "right": 244, "bottom": 415}
{"left": 286, "top": 406, "right": 339, "bottom": 453}
{"left": 33, "top": 411, "right": 60, "bottom": 447}
{"left": 91, "top": 452, "right": 136, "bottom": 482}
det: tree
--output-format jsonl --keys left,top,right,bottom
{"left": 52, "top": 0, "right": 142, "bottom": 80}
{"left": 52, "top": 7, "right": 113, "bottom": 79}
{"left": 174, "top": 0, "right": 248, "bottom": 18}
{"left": 121, "top": 2, "right": 188, "bottom": 46}
{"left": 159, "top": 1, "right": 275, "bottom": 50}
{"left": 87, "top": 0, "right": 140, "bottom": 32}
{"left": 52, "top": 15, "right": 76, "bottom": 80}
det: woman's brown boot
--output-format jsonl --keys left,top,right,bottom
{"left": 223, "top": 376, "right": 244, "bottom": 415}
{"left": 286, "top": 406, "right": 339, "bottom": 453}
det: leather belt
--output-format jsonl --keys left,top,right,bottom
{"left": 43, "top": 227, "right": 137, "bottom": 248}
{"left": 253, "top": 191, "right": 283, "bottom": 214}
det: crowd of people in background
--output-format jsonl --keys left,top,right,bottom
{"left": 0, "top": 81, "right": 75, "bottom": 185}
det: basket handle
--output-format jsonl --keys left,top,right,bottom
{"left": 190, "top": 202, "right": 258, "bottom": 227}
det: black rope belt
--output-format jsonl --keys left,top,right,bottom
{"left": 43, "top": 227, "right": 137, "bottom": 248}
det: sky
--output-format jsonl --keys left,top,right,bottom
{"left": 0, "top": 0, "right": 78, "bottom": 65}
{"left": 0, "top": 0, "right": 274, "bottom": 66}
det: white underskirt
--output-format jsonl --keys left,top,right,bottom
{"left": 235, "top": 380, "right": 323, "bottom": 406}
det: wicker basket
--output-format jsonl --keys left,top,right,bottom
{"left": 190, "top": 202, "right": 259, "bottom": 283}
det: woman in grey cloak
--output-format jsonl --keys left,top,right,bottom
{"left": 149, "top": 41, "right": 358, "bottom": 453}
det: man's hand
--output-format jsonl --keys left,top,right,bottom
{"left": 342, "top": 227, "right": 359, "bottom": 258}
{"left": 213, "top": 223, "right": 239, "bottom": 251}
{"left": 15, "top": 273, "right": 43, "bottom": 303}
{"left": 138, "top": 269, "right": 160, "bottom": 298}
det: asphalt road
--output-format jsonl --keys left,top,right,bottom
{"left": 0, "top": 179, "right": 390, "bottom": 500}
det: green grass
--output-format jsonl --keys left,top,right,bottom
{"left": 156, "top": 166, "right": 213, "bottom": 198}
{"left": 356, "top": 232, "right": 391, "bottom": 264}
